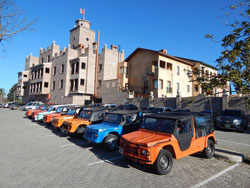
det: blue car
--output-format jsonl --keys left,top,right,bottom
{"left": 83, "top": 110, "right": 141, "bottom": 151}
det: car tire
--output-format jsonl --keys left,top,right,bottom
{"left": 202, "top": 139, "right": 215, "bottom": 159}
{"left": 103, "top": 134, "right": 119, "bottom": 151}
{"left": 153, "top": 149, "right": 173, "bottom": 175}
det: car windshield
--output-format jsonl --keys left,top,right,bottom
{"left": 222, "top": 110, "right": 241, "bottom": 117}
{"left": 41, "top": 106, "right": 47, "bottom": 110}
{"left": 151, "top": 108, "right": 164, "bottom": 113}
{"left": 194, "top": 116, "right": 212, "bottom": 128}
{"left": 47, "top": 107, "right": 53, "bottom": 112}
{"left": 56, "top": 107, "right": 63, "bottom": 113}
{"left": 142, "top": 118, "right": 175, "bottom": 133}
{"left": 79, "top": 110, "right": 92, "bottom": 119}
{"left": 67, "top": 109, "right": 76, "bottom": 115}
{"left": 26, "top": 102, "right": 33, "bottom": 106}
{"left": 104, "top": 113, "right": 122, "bottom": 124}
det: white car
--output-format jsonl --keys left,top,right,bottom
{"left": 21, "top": 101, "right": 43, "bottom": 111}
{"left": 102, "top": 103, "right": 117, "bottom": 109}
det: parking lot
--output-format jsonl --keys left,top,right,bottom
{"left": 0, "top": 109, "right": 250, "bottom": 188}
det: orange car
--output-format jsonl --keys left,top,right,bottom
{"left": 61, "top": 107, "right": 106, "bottom": 136}
{"left": 119, "top": 112, "right": 216, "bottom": 175}
{"left": 43, "top": 106, "right": 71, "bottom": 124}
{"left": 26, "top": 105, "right": 47, "bottom": 118}
{"left": 52, "top": 107, "right": 82, "bottom": 128}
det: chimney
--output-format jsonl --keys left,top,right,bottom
{"left": 159, "top": 49, "right": 167, "bottom": 54}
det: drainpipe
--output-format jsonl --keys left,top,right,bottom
{"left": 94, "top": 31, "right": 100, "bottom": 99}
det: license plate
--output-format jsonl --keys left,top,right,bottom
{"left": 119, "top": 147, "right": 124, "bottom": 154}
{"left": 225, "top": 124, "right": 230, "bottom": 128}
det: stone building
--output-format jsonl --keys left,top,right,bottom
{"left": 16, "top": 19, "right": 124, "bottom": 105}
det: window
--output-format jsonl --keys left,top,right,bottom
{"left": 48, "top": 55, "right": 50, "bottom": 62}
{"left": 159, "top": 79, "right": 163, "bottom": 89}
{"left": 44, "top": 82, "right": 49, "bottom": 88}
{"left": 177, "top": 66, "right": 180, "bottom": 75}
{"left": 187, "top": 85, "right": 190, "bottom": 92}
{"left": 24, "top": 74, "right": 27, "bottom": 77}
{"left": 81, "top": 62, "right": 86, "bottom": 69}
{"left": 160, "top": 61, "right": 165, "bottom": 68}
{"left": 120, "top": 67, "right": 124, "bottom": 74}
{"left": 167, "top": 81, "right": 172, "bottom": 93}
{"left": 124, "top": 67, "right": 128, "bottom": 74}
{"left": 167, "top": 63, "right": 172, "bottom": 70}
{"left": 59, "top": 80, "right": 63, "bottom": 89}
{"left": 99, "top": 64, "right": 102, "bottom": 72}
{"left": 177, "top": 83, "right": 180, "bottom": 92}
{"left": 45, "top": 68, "right": 50, "bottom": 73}
{"left": 74, "top": 79, "right": 78, "bottom": 90}
{"left": 80, "top": 79, "right": 85, "bottom": 86}
{"left": 177, "top": 118, "right": 192, "bottom": 135}
{"left": 195, "top": 85, "right": 199, "bottom": 92}
{"left": 86, "top": 37, "right": 89, "bottom": 41}
{"left": 76, "top": 62, "right": 79, "bottom": 74}
{"left": 52, "top": 81, "right": 55, "bottom": 90}
{"left": 41, "top": 58, "right": 44, "bottom": 63}
{"left": 70, "top": 80, "right": 74, "bottom": 91}
{"left": 187, "top": 69, "right": 190, "bottom": 76}
{"left": 154, "top": 80, "right": 158, "bottom": 89}
{"left": 61, "top": 64, "right": 65, "bottom": 74}
{"left": 71, "top": 63, "right": 75, "bottom": 74}
{"left": 41, "top": 69, "right": 43, "bottom": 77}
{"left": 53, "top": 66, "right": 56, "bottom": 75}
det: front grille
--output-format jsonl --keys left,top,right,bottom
{"left": 62, "top": 123, "right": 69, "bottom": 130}
{"left": 124, "top": 144, "right": 139, "bottom": 155}
{"left": 85, "top": 130, "right": 94, "bottom": 138}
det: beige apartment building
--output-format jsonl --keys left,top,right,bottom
{"left": 117, "top": 48, "right": 222, "bottom": 98}
{"left": 17, "top": 19, "right": 124, "bottom": 105}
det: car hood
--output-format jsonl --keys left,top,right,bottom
{"left": 122, "top": 129, "right": 172, "bottom": 147}
{"left": 87, "top": 122, "right": 118, "bottom": 131}
{"left": 45, "top": 112, "right": 60, "bottom": 117}
{"left": 64, "top": 118, "right": 90, "bottom": 125}
{"left": 55, "top": 115, "right": 73, "bottom": 120}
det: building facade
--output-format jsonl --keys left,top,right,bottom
{"left": 17, "top": 19, "right": 124, "bottom": 105}
{"left": 117, "top": 48, "right": 223, "bottom": 99}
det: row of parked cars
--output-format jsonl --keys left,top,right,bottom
{"left": 17, "top": 102, "right": 218, "bottom": 175}
{"left": 3, "top": 101, "right": 248, "bottom": 175}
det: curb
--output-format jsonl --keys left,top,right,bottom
{"left": 214, "top": 148, "right": 245, "bottom": 163}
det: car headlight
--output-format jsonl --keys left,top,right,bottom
{"left": 233, "top": 119, "right": 241, "bottom": 126}
{"left": 98, "top": 129, "right": 103, "bottom": 132}
{"left": 141, "top": 149, "right": 147, "bottom": 156}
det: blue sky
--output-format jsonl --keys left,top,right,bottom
{"left": 0, "top": 0, "right": 239, "bottom": 93}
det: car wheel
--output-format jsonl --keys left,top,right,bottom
{"left": 103, "top": 134, "right": 118, "bottom": 151}
{"left": 202, "top": 140, "right": 215, "bottom": 159}
{"left": 153, "top": 149, "right": 173, "bottom": 175}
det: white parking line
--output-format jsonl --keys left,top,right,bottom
{"left": 217, "top": 139, "right": 250, "bottom": 147}
{"left": 45, "top": 134, "right": 55, "bottom": 137}
{"left": 35, "top": 128, "right": 46, "bottom": 131}
{"left": 191, "top": 163, "right": 239, "bottom": 188}
{"left": 87, "top": 156, "right": 122, "bottom": 166}
{"left": 60, "top": 142, "right": 88, "bottom": 147}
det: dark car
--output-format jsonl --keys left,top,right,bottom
{"left": 216, "top": 109, "right": 248, "bottom": 132}
{"left": 116, "top": 104, "right": 138, "bottom": 111}
{"left": 199, "top": 110, "right": 217, "bottom": 127}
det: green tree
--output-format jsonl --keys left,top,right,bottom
{"left": 0, "top": 88, "right": 5, "bottom": 98}
{"left": 7, "top": 83, "right": 17, "bottom": 101}
{"left": 193, "top": 2, "right": 250, "bottom": 98}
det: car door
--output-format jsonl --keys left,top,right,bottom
{"left": 122, "top": 114, "right": 139, "bottom": 134}
{"left": 174, "top": 117, "right": 193, "bottom": 151}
